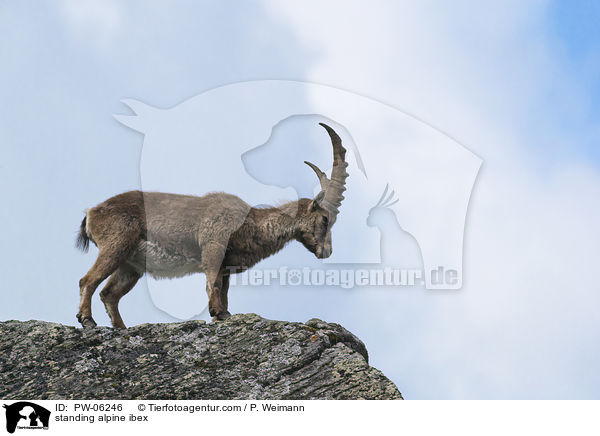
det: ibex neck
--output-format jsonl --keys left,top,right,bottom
{"left": 248, "top": 201, "right": 303, "bottom": 253}
{"left": 226, "top": 199, "right": 310, "bottom": 270}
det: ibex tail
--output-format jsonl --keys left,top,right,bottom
{"left": 76, "top": 215, "right": 90, "bottom": 252}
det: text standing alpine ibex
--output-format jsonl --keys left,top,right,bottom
{"left": 76, "top": 123, "right": 349, "bottom": 328}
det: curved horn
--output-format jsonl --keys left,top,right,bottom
{"left": 318, "top": 123, "right": 349, "bottom": 217}
{"left": 304, "top": 160, "right": 329, "bottom": 191}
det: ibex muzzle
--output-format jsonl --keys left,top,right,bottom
{"left": 76, "top": 123, "right": 349, "bottom": 328}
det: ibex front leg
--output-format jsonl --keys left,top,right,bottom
{"left": 219, "top": 274, "right": 230, "bottom": 317}
{"left": 202, "top": 243, "right": 230, "bottom": 322}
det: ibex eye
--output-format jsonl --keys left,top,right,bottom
{"left": 322, "top": 216, "right": 329, "bottom": 225}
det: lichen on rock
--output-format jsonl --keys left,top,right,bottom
{"left": 0, "top": 314, "right": 402, "bottom": 400}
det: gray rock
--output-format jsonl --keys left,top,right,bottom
{"left": 0, "top": 314, "right": 402, "bottom": 400}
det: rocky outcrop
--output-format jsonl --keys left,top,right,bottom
{"left": 0, "top": 314, "right": 402, "bottom": 400}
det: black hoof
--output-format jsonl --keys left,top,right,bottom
{"left": 211, "top": 311, "right": 232, "bottom": 322}
{"left": 80, "top": 316, "right": 97, "bottom": 329}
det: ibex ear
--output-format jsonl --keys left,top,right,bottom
{"left": 113, "top": 99, "right": 161, "bottom": 133}
{"left": 309, "top": 191, "right": 326, "bottom": 211}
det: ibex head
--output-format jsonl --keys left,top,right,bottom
{"left": 298, "top": 123, "right": 349, "bottom": 259}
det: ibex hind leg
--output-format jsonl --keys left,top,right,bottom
{"left": 99, "top": 265, "right": 141, "bottom": 329}
{"left": 77, "top": 248, "right": 132, "bottom": 328}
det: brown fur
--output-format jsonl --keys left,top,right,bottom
{"left": 76, "top": 192, "right": 332, "bottom": 328}
{"left": 76, "top": 124, "right": 347, "bottom": 328}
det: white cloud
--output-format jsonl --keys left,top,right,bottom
{"left": 265, "top": 0, "right": 600, "bottom": 398}
{"left": 57, "top": 0, "right": 123, "bottom": 51}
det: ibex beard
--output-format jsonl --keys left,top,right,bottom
{"left": 75, "top": 123, "right": 349, "bottom": 328}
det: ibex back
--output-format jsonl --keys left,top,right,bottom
{"left": 76, "top": 123, "right": 349, "bottom": 328}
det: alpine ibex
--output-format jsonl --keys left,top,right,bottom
{"left": 76, "top": 123, "right": 348, "bottom": 328}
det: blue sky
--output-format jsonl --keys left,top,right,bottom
{"left": 1, "top": 0, "right": 599, "bottom": 399}
{"left": 549, "top": 0, "right": 600, "bottom": 161}
{"left": 552, "top": 0, "right": 600, "bottom": 65}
